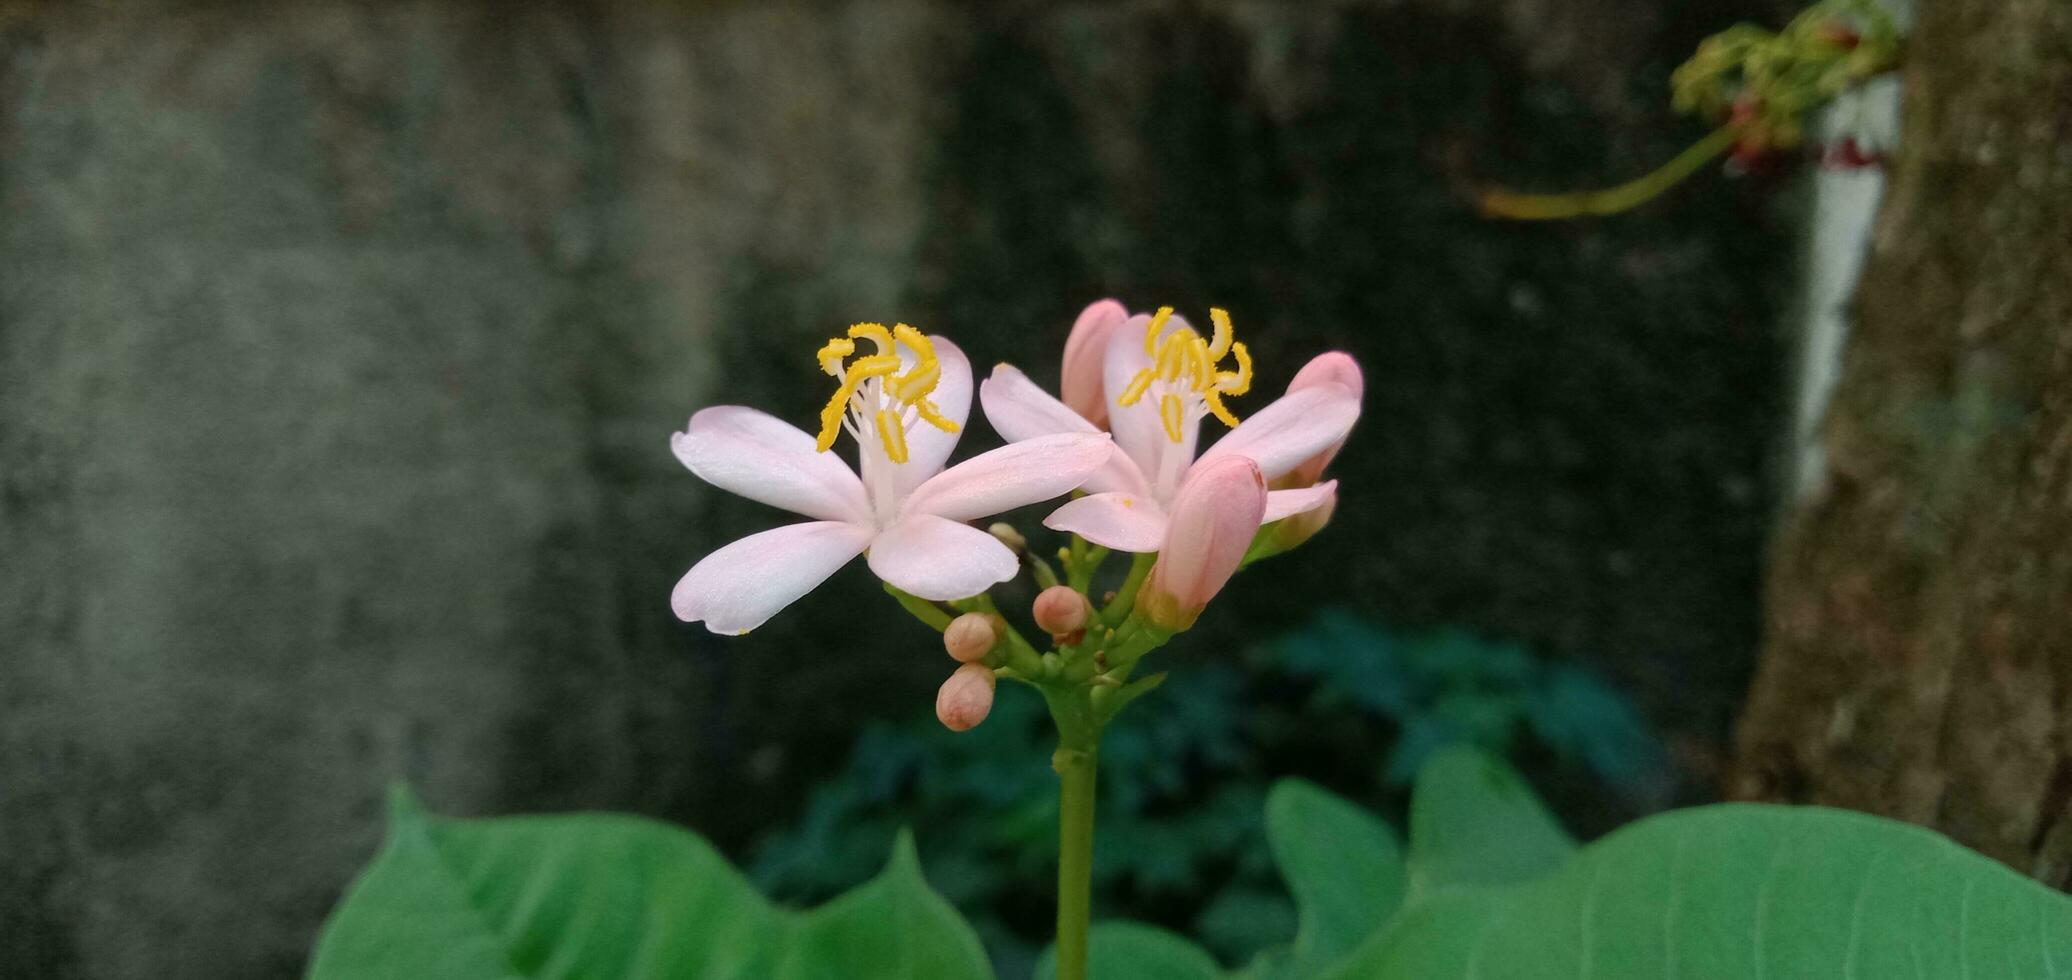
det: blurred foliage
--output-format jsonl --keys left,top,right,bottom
{"left": 748, "top": 610, "right": 1664, "bottom": 974}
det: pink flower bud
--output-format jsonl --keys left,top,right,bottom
{"left": 1139, "top": 455, "right": 1266, "bottom": 633}
{"left": 943, "top": 612, "right": 997, "bottom": 663}
{"left": 1280, "top": 352, "right": 1362, "bottom": 488}
{"left": 1061, "top": 299, "right": 1128, "bottom": 427}
{"left": 1032, "top": 585, "right": 1090, "bottom": 638}
{"left": 935, "top": 663, "right": 996, "bottom": 732}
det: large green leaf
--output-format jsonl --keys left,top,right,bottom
{"left": 1253, "top": 779, "right": 1405, "bottom": 976}
{"left": 1405, "top": 745, "right": 1574, "bottom": 894}
{"left": 1034, "top": 922, "right": 1223, "bottom": 980}
{"left": 1324, "top": 803, "right": 2072, "bottom": 979}
{"left": 778, "top": 831, "right": 993, "bottom": 979}
{"left": 309, "top": 790, "right": 991, "bottom": 980}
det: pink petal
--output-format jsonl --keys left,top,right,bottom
{"left": 1197, "top": 384, "right": 1359, "bottom": 481}
{"left": 672, "top": 407, "right": 871, "bottom": 523}
{"left": 1288, "top": 351, "right": 1365, "bottom": 401}
{"left": 1263, "top": 480, "right": 1337, "bottom": 523}
{"left": 901, "top": 432, "right": 1114, "bottom": 523}
{"left": 867, "top": 514, "right": 1019, "bottom": 601}
{"left": 1042, "top": 491, "right": 1171, "bottom": 553}
{"left": 892, "top": 334, "right": 973, "bottom": 500}
{"left": 672, "top": 521, "right": 873, "bottom": 633}
{"left": 1284, "top": 352, "right": 1364, "bottom": 484}
{"left": 1103, "top": 311, "right": 1201, "bottom": 482}
{"left": 1061, "top": 299, "right": 1128, "bottom": 426}
{"left": 980, "top": 365, "right": 1149, "bottom": 495}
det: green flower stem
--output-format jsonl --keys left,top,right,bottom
{"left": 1099, "top": 553, "right": 1156, "bottom": 628}
{"left": 1043, "top": 686, "right": 1101, "bottom": 980}
{"left": 1479, "top": 125, "right": 1738, "bottom": 220}
{"left": 882, "top": 583, "right": 952, "bottom": 631}
{"left": 1066, "top": 536, "right": 1109, "bottom": 593}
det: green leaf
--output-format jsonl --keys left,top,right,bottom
{"left": 1325, "top": 803, "right": 2072, "bottom": 979}
{"left": 777, "top": 830, "right": 994, "bottom": 980}
{"left": 1034, "top": 922, "right": 1222, "bottom": 980}
{"left": 310, "top": 791, "right": 987, "bottom": 979}
{"left": 306, "top": 789, "right": 529, "bottom": 979}
{"left": 1261, "top": 779, "right": 1405, "bottom": 974}
{"left": 1406, "top": 746, "right": 1574, "bottom": 894}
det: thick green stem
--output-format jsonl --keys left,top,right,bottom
{"left": 1053, "top": 732, "right": 1098, "bottom": 980}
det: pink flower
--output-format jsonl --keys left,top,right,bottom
{"left": 671, "top": 326, "right": 1112, "bottom": 634}
{"left": 1138, "top": 455, "right": 1267, "bottom": 632}
{"left": 980, "top": 305, "right": 1358, "bottom": 552}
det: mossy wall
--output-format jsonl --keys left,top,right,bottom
{"left": 0, "top": 1, "right": 1786, "bottom": 976}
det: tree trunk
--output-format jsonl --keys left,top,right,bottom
{"left": 1731, "top": 0, "right": 2072, "bottom": 882}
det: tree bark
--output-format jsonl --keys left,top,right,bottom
{"left": 1731, "top": 0, "right": 2072, "bottom": 882}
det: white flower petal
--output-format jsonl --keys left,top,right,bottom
{"left": 867, "top": 514, "right": 1019, "bottom": 601}
{"left": 672, "top": 407, "right": 870, "bottom": 523}
{"left": 981, "top": 364, "right": 1149, "bottom": 495}
{"left": 981, "top": 363, "right": 1098, "bottom": 440}
{"left": 1198, "top": 384, "right": 1359, "bottom": 481}
{"left": 901, "top": 432, "right": 1114, "bottom": 523}
{"left": 1042, "top": 491, "right": 1171, "bottom": 553}
{"left": 672, "top": 521, "right": 873, "bottom": 634}
{"left": 891, "top": 334, "right": 973, "bottom": 501}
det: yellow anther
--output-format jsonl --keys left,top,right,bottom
{"left": 1142, "top": 306, "right": 1174, "bottom": 356}
{"left": 1159, "top": 393, "right": 1186, "bottom": 443}
{"left": 1118, "top": 306, "right": 1254, "bottom": 441}
{"left": 817, "top": 337, "right": 856, "bottom": 377}
{"left": 1217, "top": 342, "right": 1252, "bottom": 396}
{"left": 1207, "top": 308, "right": 1234, "bottom": 360}
{"left": 1116, "top": 370, "right": 1155, "bottom": 408}
{"left": 875, "top": 409, "right": 910, "bottom": 464}
{"left": 812, "top": 321, "right": 960, "bottom": 456}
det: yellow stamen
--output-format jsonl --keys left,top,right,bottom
{"left": 1159, "top": 393, "right": 1186, "bottom": 443}
{"left": 812, "top": 321, "right": 961, "bottom": 456}
{"left": 875, "top": 409, "right": 910, "bottom": 464}
{"left": 1116, "top": 305, "right": 1255, "bottom": 441}
{"left": 1141, "top": 306, "right": 1174, "bottom": 356}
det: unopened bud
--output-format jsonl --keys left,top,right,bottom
{"left": 1061, "top": 300, "right": 1128, "bottom": 427}
{"left": 1139, "top": 455, "right": 1266, "bottom": 633}
{"left": 987, "top": 522, "right": 1027, "bottom": 554}
{"left": 935, "top": 663, "right": 996, "bottom": 732}
{"left": 1032, "top": 585, "right": 1090, "bottom": 639}
{"left": 943, "top": 613, "right": 998, "bottom": 663}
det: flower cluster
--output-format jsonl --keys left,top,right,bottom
{"left": 671, "top": 301, "right": 1360, "bottom": 730}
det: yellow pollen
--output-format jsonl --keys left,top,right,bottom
{"left": 814, "top": 321, "right": 960, "bottom": 458}
{"left": 1116, "top": 305, "right": 1254, "bottom": 442}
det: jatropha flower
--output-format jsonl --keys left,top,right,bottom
{"left": 671, "top": 323, "right": 1111, "bottom": 634}
{"left": 980, "top": 303, "right": 1359, "bottom": 553}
